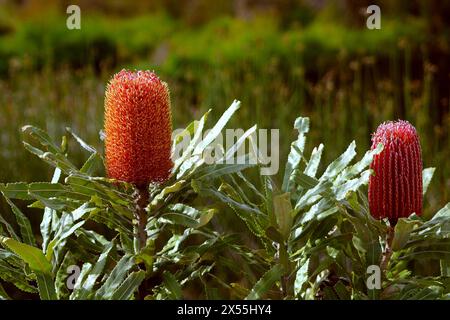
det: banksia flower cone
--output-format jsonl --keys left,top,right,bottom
{"left": 368, "top": 120, "right": 423, "bottom": 224}
{"left": 104, "top": 70, "right": 173, "bottom": 186}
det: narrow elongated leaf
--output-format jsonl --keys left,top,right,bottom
{"left": 205, "top": 187, "right": 262, "bottom": 215}
{"left": 36, "top": 271, "right": 57, "bottom": 300}
{"left": 2, "top": 196, "right": 36, "bottom": 246}
{"left": 422, "top": 167, "right": 435, "bottom": 196}
{"left": 80, "top": 153, "right": 103, "bottom": 175}
{"left": 294, "top": 259, "right": 309, "bottom": 297}
{"left": 273, "top": 193, "right": 293, "bottom": 239}
{"left": 245, "top": 264, "right": 284, "bottom": 300}
{"left": 282, "top": 117, "right": 309, "bottom": 192}
{"left": 66, "top": 127, "right": 97, "bottom": 153}
{"left": 295, "top": 172, "right": 319, "bottom": 189}
{"left": 334, "top": 169, "right": 372, "bottom": 200}
{"left": 0, "top": 210, "right": 20, "bottom": 241}
{"left": 298, "top": 198, "right": 337, "bottom": 224}
{"left": 28, "top": 182, "right": 73, "bottom": 199}
{"left": 0, "top": 236, "right": 51, "bottom": 274}
{"left": 46, "top": 218, "right": 85, "bottom": 262}
{"left": 304, "top": 144, "right": 323, "bottom": 177}
{"left": 0, "top": 182, "right": 31, "bottom": 200}
{"left": 110, "top": 270, "right": 145, "bottom": 300}
{"left": 0, "top": 283, "right": 10, "bottom": 300}
{"left": 74, "top": 241, "right": 115, "bottom": 300}
{"left": 430, "top": 203, "right": 450, "bottom": 221}
{"left": 70, "top": 263, "right": 93, "bottom": 299}
{"left": 0, "top": 259, "right": 37, "bottom": 293}
{"left": 22, "top": 142, "right": 77, "bottom": 174}
{"left": 55, "top": 252, "right": 76, "bottom": 299}
{"left": 321, "top": 141, "right": 356, "bottom": 180}
{"left": 163, "top": 271, "right": 183, "bottom": 299}
{"left": 335, "top": 143, "right": 383, "bottom": 184}
{"left": 22, "top": 125, "right": 62, "bottom": 154}
{"left": 194, "top": 161, "right": 255, "bottom": 181}
{"left": 159, "top": 213, "right": 199, "bottom": 228}
{"left": 392, "top": 219, "right": 416, "bottom": 251}
{"left": 222, "top": 124, "right": 257, "bottom": 161}
{"left": 41, "top": 168, "right": 61, "bottom": 253}
{"left": 193, "top": 100, "right": 240, "bottom": 155}
{"left": 174, "top": 111, "right": 210, "bottom": 174}
{"left": 295, "top": 180, "right": 333, "bottom": 211}
{"left": 96, "top": 255, "right": 135, "bottom": 299}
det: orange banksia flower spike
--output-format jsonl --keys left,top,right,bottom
{"left": 368, "top": 120, "right": 423, "bottom": 225}
{"left": 104, "top": 69, "right": 173, "bottom": 187}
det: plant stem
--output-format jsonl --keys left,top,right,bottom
{"left": 135, "top": 185, "right": 149, "bottom": 300}
{"left": 381, "top": 226, "right": 394, "bottom": 272}
{"left": 135, "top": 186, "right": 149, "bottom": 252}
{"left": 279, "top": 241, "right": 294, "bottom": 299}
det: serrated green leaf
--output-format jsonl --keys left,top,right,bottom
{"left": 222, "top": 124, "right": 257, "bottom": 161}
{"left": 0, "top": 209, "right": 20, "bottom": 241}
{"left": 0, "top": 182, "right": 31, "bottom": 200}
{"left": 36, "top": 271, "right": 57, "bottom": 300}
{"left": 2, "top": 196, "right": 36, "bottom": 246}
{"left": 66, "top": 127, "right": 97, "bottom": 154}
{"left": 335, "top": 143, "right": 383, "bottom": 184}
{"left": 321, "top": 141, "right": 356, "bottom": 180}
{"left": 0, "top": 236, "right": 51, "bottom": 274}
{"left": 80, "top": 153, "right": 103, "bottom": 175}
{"left": 46, "top": 218, "right": 85, "bottom": 262}
{"left": 110, "top": 270, "right": 145, "bottom": 300}
{"left": 41, "top": 168, "right": 61, "bottom": 253}
{"left": 0, "top": 259, "right": 37, "bottom": 293}
{"left": 70, "top": 263, "right": 92, "bottom": 299}
{"left": 194, "top": 161, "right": 255, "bottom": 181}
{"left": 22, "top": 125, "right": 61, "bottom": 154}
{"left": 96, "top": 254, "right": 135, "bottom": 299}
{"left": 294, "top": 259, "right": 309, "bottom": 297}
{"left": 422, "top": 167, "right": 435, "bottom": 195}
{"left": 163, "top": 271, "right": 183, "bottom": 299}
{"left": 0, "top": 283, "right": 10, "bottom": 300}
{"left": 334, "top": 169, "right": 372, "bottom": 201}
{"left": 304, "top": 144, "right": 323, "bottom": 178}
{"left": 295, "top": 179, "right": 333, "bottom": 212}
{"left": 74, "top": 241, "right": 115, "bottom": 300}
{"left": 282, "top": 117, "right": 309, "bottom": 192}
{"left": 392, "top": 219, "right": 417, "bottom": 251}
{"left": 273, "top": 193, "right": 293, "bottom": 239}
{"left": 55, "top": 252, "right": 76, "bottom": 299}
{"left": 174, "top": 110, "right": 210, "bottom": 175}
{"left": 245, "top": 264, "right": 284, "bottom": 300}
{"left": 193, "top": 100, "right": 240, "bottom": 156}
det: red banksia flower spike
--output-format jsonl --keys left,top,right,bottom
{"left": 104, "top": 69, "right": 173, "bottom": 187}
{"left": 368, "top": 120, "right": 423, "bottom": 225}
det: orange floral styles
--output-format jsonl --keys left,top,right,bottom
{"left": 104, "top": 70, "right": 173, "bottom": 186}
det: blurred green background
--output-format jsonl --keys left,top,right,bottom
{"left": 0, "top": 0, "right": 449, "bottom": 219}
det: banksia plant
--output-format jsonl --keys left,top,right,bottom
{"left": 368, "top": 120, "right": 423, "bottom": 224}
{"left": 104, "top": 69, "right": 173, "bottom": 187}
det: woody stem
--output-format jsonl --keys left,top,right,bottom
{"left": 381, "top": 226, "right": 394, "bottom": 272}
{"left": 279, "top": 241, "right": 293, "bottom": 299}
{"left": 135, "top": 186, "right": 149, "bottom": 252}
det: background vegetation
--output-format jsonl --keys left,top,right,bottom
{"left": 0, "top": 0, "right": 449, "bottom": 299}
